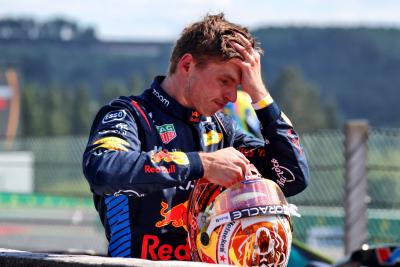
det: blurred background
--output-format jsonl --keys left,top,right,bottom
{"left": 0, "top": 0, "right": 399, "bottom": 262}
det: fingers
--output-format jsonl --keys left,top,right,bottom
{"left": 230, "top": 41, "right": 254, "bottom": 63}
{"left": 200, "top": 147, "right": 252, "bottom": 187}
{"left": 230, "top": 57, "right": 251, "bottom": 71}
{"left": 229, "top": 147, "right": 250, "bottom": 164}
{"left": 229, "top": 34, "right": 260, "bottom": 63}
{"left": 235, "top": 33, "right": 253, "bottom": 49}
{"left": 225, "top": 165, "right": 243, "bottom": 187}
{"left": 225, "top": 148, "right": 251, "bottom": 184}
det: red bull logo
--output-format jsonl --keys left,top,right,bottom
{"left": 144, "top": 165, "right": 176, "bottom": 173}
{"left": 287, "top": 129, "right": 303, "bottom": 155}
{"left": 155, "top": 201, "right": 188, "bottom": 231}
{"left": 151, "top": 150, "right": 189, "bottom": 165}
{"left": 141, "top": 235, "right": 190, "bottom": 260}
{"left": 93, "top": 136, "right": 130, "bottom": 152}
{"left": 189, "top": 111, "right": 201, "bottom": 122}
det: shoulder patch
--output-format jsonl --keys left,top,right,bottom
{"left": 102, "top": 110, "right": 127, "bottom": 124}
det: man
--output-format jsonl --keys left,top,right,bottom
{"left": 82, "top": 13, "right": 309, "bottom": 261}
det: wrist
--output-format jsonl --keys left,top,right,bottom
{"left": 244, "top": 82, "right": 269, "bottom": 103}
{"left": 251, "top": 94, "right": 274, "bottom": 110}
{"left": 198, "top": 152, "right": 209, "bottom": 178}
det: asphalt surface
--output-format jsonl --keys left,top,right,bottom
{"left": 0, "top": 207, "right": 107, "bottom": 254}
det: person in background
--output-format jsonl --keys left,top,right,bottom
{"left": 82, "top": 13, "right": 309, "bottom": 261}
{"left": 224, "top": 90, "right": 263, "bottom": 138}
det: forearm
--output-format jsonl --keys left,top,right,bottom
{"left": 83, "top": 149, "right": 203, "bottom": 196}
{"left": 233, "top": 103, "right": 310, "bottom": 196}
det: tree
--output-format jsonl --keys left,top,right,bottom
{"left": 70, "top": 87, "right": 92, "bottom": 135}
{"left": 20, "top": 84, "right": 46, "bottom": 136}
{"left": 130, "top": 73, "right": 145, "bottom": 95}
{"left": 0, "top": 18, "right": 37, "bottom": 39}
{"left": 100, "top": 82, "right": 130, "bottom": 106}
{"left": 271, "top": 66, "right": 339, "bottom": 132}
{"left": 0, "top": 17, "right": 97, "bottom": 41}
{"left": 43, "top": 86, "right": 70, "bottom": 136}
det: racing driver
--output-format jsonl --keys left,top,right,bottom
{"left": 82, "top": 13, "right": 309, "bottom": 261}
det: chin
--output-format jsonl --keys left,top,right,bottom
{"left": 202, "top": 111, "right": 213, "bottom": 116}
{"left": 198, "top": 104, "right": 222, "bottom": 116}
{"left": 203, "top": 107, "right": 220, "bottom": 116}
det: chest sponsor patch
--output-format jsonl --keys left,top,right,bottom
{"left": 102, "top": 110, "right": 127, "bottom": 124}
{"left": 156, "top": 124, "right": 177, "bottom": 144}
{"left": 203, "top": 130, "right": 223, "bottom": 146}
{"left": 150, "top": 150, "right": 189, "bottom": 165}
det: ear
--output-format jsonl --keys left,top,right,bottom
{"left": 177, "top": 53, "right": 194, "bottom": 75}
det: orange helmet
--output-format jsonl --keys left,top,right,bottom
{"left": 187, "top": 172, "right": 299, "bottom": 266}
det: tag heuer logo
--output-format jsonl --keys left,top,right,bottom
{"left": 156, "top": 124, "right": 177, "bottom": 144}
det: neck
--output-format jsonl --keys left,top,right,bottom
{"left": 160, "top": 74, "right": 193, "bottom": 109}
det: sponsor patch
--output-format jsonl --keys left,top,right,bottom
{"left": 115, "top": 123, "right": 129, "bottom": 130}
{"left": 144, "top": 165, "right": 176, "bottom": 173}
{"left": 155, "top": 201, "right": 188, "bottom": 231}
{"left": 150, "top": 150, "right": 189, "bottom": 165}
{"left": 203, "top": 130, "right": 223, "bottom": 146}
{"left": 153, "top": 88, "right": 170, "bottom": 106}
{"left": 102, "top": 110, "right": 127, "bottom": 124}
{"left": 141, "top": 235, "right": 190, "bottom": 260}
{"left": 93, "top": 136, "right": 129, "bottom": 152}
{"left": 98, "top": 129, "right": 127, "bottom": 136}
{"left": 217, "top": 221, "right": 237, "bottom": 264}
{"left": 189, "top": 111, "right": 201, "bottom": 122}
{"left": 230, "top": 205, "right": 289, "bottom": 220}
{"left": 271, "top": 159, "right": 295, "bottom": 188}
{"left": 156, "top": 124, "right": 177, "bottom": 144}
{"left": 287, "top": 129, "right": 303, "bottom": 155}
{"left": 113, "top": 189, "right": 145, "bottom": 198}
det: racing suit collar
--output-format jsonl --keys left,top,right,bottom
{"left": 147, "top": 76, "right": 204, "bottom": 124}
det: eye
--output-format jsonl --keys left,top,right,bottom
{"left": 220, "top": 79, "right": 229, "bottom": 86}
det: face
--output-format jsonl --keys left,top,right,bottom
{"left": 184, "top": 59, "right": 241, "bottom": 116}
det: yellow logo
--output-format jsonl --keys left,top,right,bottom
{"left": 203, "top": 130, "right": 223, "bottom": 146}
{"left": 93, "top": 137, "right": 129, "bottom": 152}
{"left": 150, "top": 150, "right": 189, "bottom": 165}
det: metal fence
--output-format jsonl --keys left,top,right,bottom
{"left": 1, "top": 128, "right": 400, "bottom": 257}
{"left": 290, "top": 128, "right": 400, "bottom": 257}
{"left": 1, "top": 136, "right": 90, "bottom": 196}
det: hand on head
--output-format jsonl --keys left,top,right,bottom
{"left": 228, "top": 33, "right": 269, "bottom": 103}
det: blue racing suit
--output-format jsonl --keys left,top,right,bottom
{"left": 82, "top": 76, "right": 309, "bottom": 260}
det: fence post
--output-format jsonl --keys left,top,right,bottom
{"left": 344, "top": 120, "right": 369, "bottom": 255}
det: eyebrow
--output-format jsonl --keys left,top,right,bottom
{"left": 221, "top": 74, "right": 238, "bottom": 84}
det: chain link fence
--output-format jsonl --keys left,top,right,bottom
{"left": 1, "top": 136, "right": 90, "bottom": 196}
{"left": 1, "top": 128, "right": 399, "bottom": 257}
{"left": 290, "top": 128, "right": 400, "bottom": 257}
